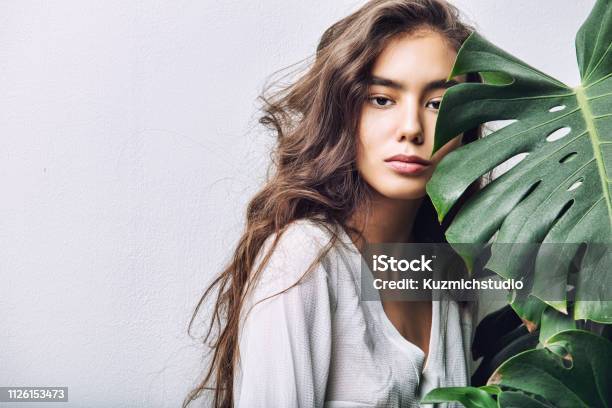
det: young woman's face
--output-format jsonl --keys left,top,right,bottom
{"left": 356, "top": 30, "right": 465, "bottom": 200}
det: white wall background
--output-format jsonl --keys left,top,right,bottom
{"left": 0, "top": 1, "right": 595, "bottom": 407}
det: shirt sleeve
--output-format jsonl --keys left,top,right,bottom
{"left": 233, "top": 221, "right": 335, "bottom": 408}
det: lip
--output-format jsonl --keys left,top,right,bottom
{"left": 384, "top": 154, "right": 432, "bottom": 175}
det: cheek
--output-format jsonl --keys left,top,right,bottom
{"left": 421, "top": 113, "right": 443, "bottom": 153}
{"left": 356, "top": 110, "right": 388, "bottom": 167}
{"left": 358, "top": 108, "right": 392, "bottom": 147}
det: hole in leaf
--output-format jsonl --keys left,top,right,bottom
{"left": 566, "top": 243, "right": 586, "bottom": 303}
{"left": 559, "top": 152, "right": 577, "bottom": 163}
{"left": 482, "top": 119, "right": 518, "bottom": 137}
{"left": 567, "top": 178, "right": 584, "bottom": 191}
{"left": 491, "top": 152, "right": 529, "bottom": 179}
{"left": 549, "top": 105, "right": 566, "bottom": 112}
{"left": 546, "top": 127, "right": 571, "bottom": 142}
{"left": 517, "top": 180, "right": 541, "bottom": 204}
{"left": 480, "top": 71, "right": 514, "bottom": 86}
{"left": 569, "top": 243, "right": 587, "bottom": 275}
{"left": 553, "top": 200, "right": 574, "bottom": 224}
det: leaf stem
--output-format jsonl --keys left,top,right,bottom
{"left": 575, "top": 86, "right": 612, "bottom": 230}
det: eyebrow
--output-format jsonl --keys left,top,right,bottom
{"left": 369, "top": 76, "right": 459, "bottom": 92}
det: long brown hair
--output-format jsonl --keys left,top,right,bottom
{"left": 185, "top": 1, "right": 479, "bottom": 406}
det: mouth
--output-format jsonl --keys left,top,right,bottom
{"left": 384, "top": 154, "right": 432, "bottom": 175}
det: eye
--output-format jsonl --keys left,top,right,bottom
{"left": 368, "top": 96, "right": 395, "bottom": 108}
{"left": 425, "top": 99, "right": 442, "bottom": 110}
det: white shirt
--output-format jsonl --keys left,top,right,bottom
{"left": 233, "top": 219, "right": 475, "bottom": 408}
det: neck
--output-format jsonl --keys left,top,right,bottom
{"left": 348, "top": 191, "right": 423, "bottom": 248}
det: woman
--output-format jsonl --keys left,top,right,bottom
{"left": 186, "top": 0, "right": 481, "bottom": 407}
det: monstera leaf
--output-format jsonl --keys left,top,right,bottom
{"left": 427, "top": 0, "right": 612, "bottom": 323}
{"left": 423, "top": 330, "right": 612, "bottom": 408}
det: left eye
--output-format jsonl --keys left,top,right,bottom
{"left": 369, "top": 96, "right": 394, "bottom": 107}
{"left": 425, "top": 100, "right": 441, "bottom": 110}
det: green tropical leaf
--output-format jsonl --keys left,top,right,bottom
{"left": 472, "top": 325, "right": 539, "bottom": 387}
{"left": 539, "top": 305, "right": 577, "bottom": 344}
{"left": 427, "top": 0, "right": 612, "bottom": 322}
{"left": 421, "top": 386, "right": 498, "bottom": 408}
{"left": 488, "top": 330, "right": 612, "bottom": 408}
{"left": 509, "top": 295, "right": 547, "bottom": 331}
{"left": 497, "top": 391, "right": 554, "bottom": 408}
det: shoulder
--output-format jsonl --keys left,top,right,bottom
{"left": 262, "top": 218, "right": 336, "bottom": 262}
{"left": 285, "top": 217, "right": 337, "bottom": 240}
{"left": 272, "top": 218, "right": 335, "bottom": 253}
{"left": 249, "top": 218, "right": 340, "bottom": 301}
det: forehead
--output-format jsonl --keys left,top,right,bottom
{"left": 370, "top": 30, "right": 458, "bottom": 85}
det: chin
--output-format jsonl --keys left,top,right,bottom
{"left": 363, "top": 173, "right": 429, "bottom": 200}
{"left": 384, "top": 191, "right": 427, "bottom": 200}
{"left": 376, "top": 184, "right": 427, "bottom": 200}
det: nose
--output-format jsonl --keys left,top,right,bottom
{"left": 397, "top": 99, "right": 424, "bottom": 145}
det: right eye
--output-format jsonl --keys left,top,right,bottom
{"left": 368, "top": 96, "right": 395, "bottom": 108}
